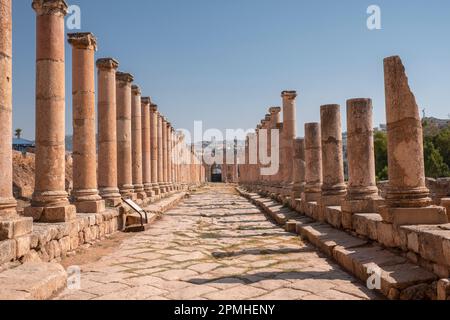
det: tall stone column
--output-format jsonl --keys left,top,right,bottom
{"left": 131, "top": 85, "right": 145, "bottom": 200}
{"left": 292, "top": 138, "right": 306, "bottom": 202}
{"left": 141, "top": 97, "right": 152, "bottom": 198}
{"left": 0, "top": 0, "right": 33, "bottom": 239}
{"left": 116, "top": 72, "right": 135, "bottom": 199}
{"left": 281, "top": 91, "right": 297, "bottom": 191}
{"left": 303, "top": 123, "right": 322, "bottom": 202}
{"left": 159, "top": 115, "right": 167, "bottom": 193}
{"left": 269, "top": 107, "right": 281, "bottom": 187}
{"left": 68, "top": 32, "right": 104, "bottom": 213}
{"left": 97, "top": 58, "right": 121, "bottom": 206}
{"left": 25, "top": 0, "right": 76, "bottom": 222}
{"left": 150, "top": 104, "right": 160, "bottom": 196}
{"left": 320, "top": 104, "right": 347, "bottom": 206}
{"left": 341, "top": 98, "right": 381, "bottom": 229}
{"left": 166, "top": 123, "right": 173, "bottom": 191}
{"left": 380, "top": 56, "right": 447, "bottom": 225}
{"left": 161, "top": 118, "right": 168, "bottom": 191}
{"left": 0, "top": 0, "right": 16, "bottom": 218}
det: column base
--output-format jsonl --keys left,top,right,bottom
{"left": 99, "top": 188, "right": 122, "bottom": 207}
{"left": 341, "top": 198, "right": 383, "bottom": 230}
{"left": 104, "top": 197, "right": 122, "bottom": 207}
{"left": 24, "top": 204, "right": 77, "bottom": 223}
{"left": 319, "top": 193, "right": 346, "bottom": 207}
{"left": 0, "top": 216, "right": 33, "bottom": 241}
{"left": 75, "top": 199, "right": 106, "bottom": 213}
{"left": 119, "top": 185, "right": 134, "bottom": 199}
{"left": 379, "top": 205, "right": 449, "bottom": 226}
{"left": 302, "top": 192, "right": 321, "bottom": 203}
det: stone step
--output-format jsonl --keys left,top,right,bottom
{"left": 0, "top": 262, "right": 66, "bottom": 300}
{"left": 238, "top": 187, "right": 439, "bottom": 300}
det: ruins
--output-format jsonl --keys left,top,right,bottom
{"left": 1, "top": 0, "right": 450, "bottom": 301}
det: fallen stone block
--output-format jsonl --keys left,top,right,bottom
{"left": 0, "top": 262, "right": 67, "bottom": 300}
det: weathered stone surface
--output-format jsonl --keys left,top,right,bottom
{"left": 0, "top": 216, "right": 33, "bottom": 240}
{"left": 0, "top": 262, "right": 66, "bottom": 300}
{"left": 0, "top": 239, "right": 16, "bottom": 264}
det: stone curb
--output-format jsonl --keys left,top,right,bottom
{"left": 237, "top": 187, "right": 440, "bottom": 300}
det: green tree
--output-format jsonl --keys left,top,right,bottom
{"left": 433, "top": 128, "right": 450, "bottom": 169}
{"left": 423, "top": 138, "right": 450, "bottom": 178}
{"left": 15, "top": 128, "right": 22, "bottom": 139}
{"left": 374, "top": 131, "right": 388, "bottom": 181}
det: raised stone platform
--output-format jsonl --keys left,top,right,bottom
{"left": 237, "top": 187, "right": 442, "bottom": 300}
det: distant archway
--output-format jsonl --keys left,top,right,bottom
{"left": 211, "top": 164, "right": 222, "bottom": 183}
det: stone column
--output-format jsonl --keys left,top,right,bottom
{"left": 161, "top": 118, "right": 169, "bottom": 191}
{"left": 281, "top": 91, "right": 297, "bottom": 190}
{"left": 68, "top": 32, "right": 104, "bottom": 213}
{"left": 380, "top": 56, "right": 447, "bottom": 225}
{"left": 131, "top": 85, "right": 146, "bottom": 200}
{"left": 97, "top": 58, "right": 121, "bottom": 206}
{"left": 150, "top": 104, "right": 160, "bottom": 196}
{"left": 141, "top": 97, "right": 152, "bottom": 198}
{"left": 166, "top": 123, "right": 173, "bottom": 191}
{"left": 116, "top": 72, "right": 135, "bottom": 199}
{"left": 292, "top": 138, "right": 306, "bottom": 202}
{"left": 303, "top": 123, "right": 322, "bottom": 202}
{"left": 25, "top": 0, "right": 76, "bottom": 222}
{"left": 0, "top": 0, "right": 16, "bottom": 218}
{"left": 341, "top": 98, "right": 382, "bottom": 229}
{"left": 158, "top": 114, "right": 167, "bottom": 193}
{"left": 320, "top": 104, "right": 347, "bottom": 206}
{"left": 269, "top": 107, "right": 281, "bottom": 188}
{"left": 0, "top": 0, "right": 33, "bottom": 239}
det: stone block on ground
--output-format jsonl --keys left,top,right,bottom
{"left": 0, "top": 262, "right": 67, "bottom": 300}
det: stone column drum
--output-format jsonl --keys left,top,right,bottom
{"left": 25, "top": 0, "right": 77, "bottom": 222}
{"left": 319, "top": 104, "right": 347, "bottom": 206}
{"left": 131, "top": 85, "right": 146, "bottom": 200}
{"left": 281, "top": 91, "right": 297, "bottom": 191}
{"left": 141, "top": 97, "right": 152, "bottom": 198}
{"left": 303, "top": 123, "right": 322, "bottom": 202}
{"left": 380, "top": 56, "right": 447, "bottom": 225}
{"left": 97, "top": 58, "right": 121, "bottom": 206}
{"left": 0, "top": 0, "right": 33, "bottom": 240}
{"left": 116, "top": 72, "right": 135, "bottom": 199}
{"left": 341, "top": 98, "right": 382, "bottom": 228}
{"left": 292, "top": 138, "right": 306, "bottom": 203}
{"left": 150, "top": 104, "right": 160, "bottom": 196}
{"left": 68, "top": 32, "right": 105, "bottom": 213}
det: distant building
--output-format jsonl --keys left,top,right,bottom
{"left": 12, "top": 138, "right": 35, "bottom": 152}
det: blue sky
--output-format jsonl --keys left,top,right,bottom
{"left": 11, "top": 0, "right": 450, "bottom": 141}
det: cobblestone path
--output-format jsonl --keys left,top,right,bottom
{"left": 54, "top": 185, "right": 380, "bottom": 300}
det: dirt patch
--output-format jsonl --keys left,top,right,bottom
{"left": 60, "top": 232, "right": 134, "bottom": 269}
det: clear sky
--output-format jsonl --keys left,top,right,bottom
{"left": 11, "top": 0, "right": 450, "bottom": 141}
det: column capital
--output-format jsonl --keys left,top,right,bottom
{"left": 265, "top": 114, "right": 271, "bottom": 121}
{"left": 67, "top": 32, "right": 97, "bottom": 50}
{"left": 269, "top": 106, "right": 281, "bottom": 114}
{"left": 116, "top": 72, "right": 134, "bottom": 84}
{"left": 141, "top": 97, "right": 152, "bottom": 105}
{"left": 281, "top": 90, "right": 297, "bottom": 99}
{"left": 131, "top": 84, "right": 141, "bottom": 96}
{"left": 150, "top": 103, "right": 158, "bottom": 112}
{"left": 32, "top": 0, "right": 68, "bottom": 16}
{"left": 96, "top": 58, "right": 119, "bottom": 70}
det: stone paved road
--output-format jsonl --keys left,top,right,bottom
{"left": 54, "top": 185, "right": 380, "bottom": 300}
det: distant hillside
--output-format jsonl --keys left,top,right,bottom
{"left": 423, "top": 117, "right": 450, "bottom": 136}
